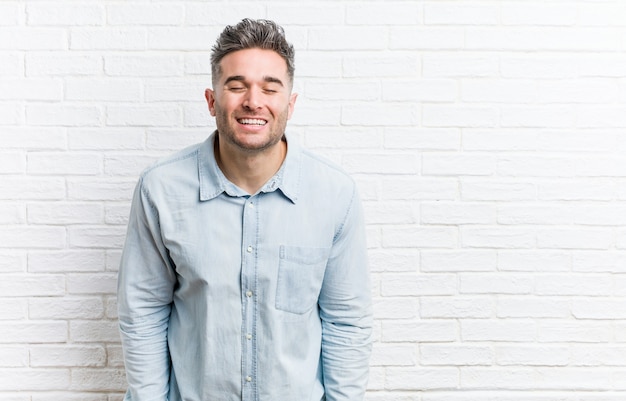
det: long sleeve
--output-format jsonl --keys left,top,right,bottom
{"left": 117, "top": 179, "right": 177, "bottom": 401}
{"left": 318, "top": 186, "right": 373, "bottom": 401}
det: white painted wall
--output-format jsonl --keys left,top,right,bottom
{"left": 3, "top": 1, "right": 626, "bottom": 399}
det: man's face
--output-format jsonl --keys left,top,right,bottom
{"left": 205, "top": 48, "right": 297, "bottom": 154}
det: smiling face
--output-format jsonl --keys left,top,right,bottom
{"left": 205, "top": 48, "right": 297, "bottom": 155}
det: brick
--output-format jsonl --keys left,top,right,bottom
{"left": 390, "top": 27, "right": 464, "bottom": 50}
{"left": 462, "top": 79, "right": 536, "bottom": 103}
{"left": 0, "top": 3, "right": 20, "bottom": 26}
{"left": 461, "top": 320, "right": 536, "bottom": 342}
{"left": 578, "top": 106, "right": 626, "bottom": 128}
{"left": 26, "top": 104, "right": 102, "bottom": 127}
{"left": 0, "top": 177, "right": 66, "bottom": 200}
{"left": 289, "top": 101, "right": 340, "bottom": 127}
{"left": 0, "top": 152, "right": 26, "bottom": 174}
{"left": 107, "top": 4, "right": 183, "bottom": 25}
{"left": 343, "top": 53, "right": 418, "bottom": 78}
{"left": 498, "top": 251, "right": 570, "bottom": 272}
{"left": 423, "top": 105, "right": 498, "bottom": 128}
{"left": 386, "top": 367, "right": 458, "bottom": 390}
{"left": 0, "top": 102, "right": 21, "bottom": 125}
{"left": 0, "top": 368, "right": 70, "bottom": 390}
{"left": 572, "top": 299, "right": 626, "bottom": 319}
{"left": 497, "top": 203, "right": 573, "bottom": 225}
{"left": 0, "top": 347, "right": 28, "bottom": 367}
{"left": 309, "top": 27, "right": 387, "bottom": 50}
{"left": 570, "top": 345, "right": 626, "bottom": 366}
{"left": 421, "top": 202, "right": 495, "bottom": 225}
{"left": 578, "top": 3, "right": 626, "bottom": 26}
{"left": 68, "top": 226, "right": 126, "bottom": 249}
{"left": 421, "top": 250, "right": 496, "bottom": 272}
{"left": 0, "top": 251, "right": 26, "bottom": 273}
{"left": 461, "top": 367, "right": 534, "bottom": 389}
{"left": 67, "top": 273, "right": 117, "bottom": 295}
{"left": 70, "top": 28, "right": 146, "bottom": 50}
{"left": 105, "top": 204, "right": 130, "bottom": 226}
{"left": 381, "top": 273, "right": 456, "bottom": 296}
{"left": 29, "top": 297, "right": 104, "bottom": 320}
{"left": 421, "top": 296, "right": 493, "bottom": 318}
{"left": 27, "top": 3, "right": 103, "bottom": 26}
{"left": 501, "top": 106, "right": 575, "bottom": 128}
{"left": 106, "top": 104, "right": 180, "bottom": 127}
{"left": 462, "top": 179, "right": 536, "bottom": 201}
{"left": 68, "top": 128, "right": 144, "bottom": 150}
{"left": 0, "top": 27, "right": 67, "bottom": 50}
{"left": 0, "top": 53, "right": 21, "bottom": 76}
{"left": 383, "top": 227, "right": 457, "bottom": 248}
{"left": 0, "top": 78, "right": 62, "bottom": 101}
{"left": 423, "top": 54, "right": 499, "bottom": 78}
{"left": 32, "top": 395, "right": 107, "bottom": 401}
{"left": 501, "top": 55, "right": 580, "bottom": 79}
{"left": 105, "top": 54, "right": 183, "bottom": 77}
{"left": 420, "top": 344, "right": 493, "bottom": 366}
{"left": 461, "top": 227, "right": 535, "bottom": 249}
{"left": 104, "top": 154, "right": 161, "bottom": 176}
{"left": 363, "top": 201, "right": 416, "bottom": 225}
{"left": 147, "top": 27, "right": 218, "bottom": 50}
{"left": 496, "top": 345, "right": 569, "bottom": 366}
{"left": 70, "top": 321, "right": 120, "bottom": 342}
{"left": 306, "top": 80, "right": 379, "bottom": 101}
{"left": 424, "top": 3, "right": 498, "bottom": 25}
{"left": 384, "top": 128, "right": 460, "bottom": 150}
{"left": 382, "top": 320, "right": 457, "bottom": 342}
{"left": 27, "top": 152, "right": 102, "bottom": 175}
{"left": 342, "top": 103, "right": 419, "bottom": 126}
{"left": 0, "top": 322, "right": 67, "bottom": 343}
{"left": 381, "top": 178, "right": 458, "bottom": 201}
{"left": 70, "top": 368, "right": 126, "bottom": 391}
{"left": 373, "top": 297, "right": 418, "bottom": 320}
{"left": 573, "top": 251, "right": 626, "bottom": 273}
{"left": 65, "top": 78, "right": 142, "bottom": 101}
{"left": 105, "top": 296, "right": 118, "bottom": 319}
{"left": 539, "top": 79, "right": 619, "bottom": 104}
{"left": 535, "top": 274, "right": 612, "bottom": 296}
{"left": 0, "top": 274, "right": 65, "bottom": 297}
{"left": 28, "top": 202, "right": 103, "bottom": 225}
{"left": 537, "top": 228, "right": 612, "bottom": 250}
{"left": 26, "top": 52, "right": 103, "bottom": 76}
{"left": 466, "top": 27, "right": 621, "bottom": 51}
{"left": 67, "top": 178, "right": 136, "bottom": 201}
{"left": 304, "top": 127, "right": 382, "bottom": 149}
{"left": 383, "top": 79, "right": 457, "bottom": 102}
{"left": 30, "top": 345, "right": 106, "bottom": 367}
{"left": 183, "top": 102, "right": 214, "bottom": 127}
{"left": 342, "top": 154, "right": 419, "bottom": 174}
{"left": 29, "top": 250, "right": 105, "bottom": 273}
{"left": 145, "top": 79, "right": 207, "bottom": 102}
{"left": 538, "top": 178, "right": 615, "bottom": 201}
{"left": 186, "top": 3, "right": 265, "bottom": 26}
{"left": 424, "top": 153, "right": 496, "bottom": 176}
{"left": 0, "top": 299, "right": 27, "bottom": 320}
{"left": 497, "top": 297, "right": 570, "bottom": 318}
{"left": 370, "top": 343, "right": 417, "bottom": 367}
{"left": 501, "top": 3, "right": 577, "bottom": 26}
{"left": 460, "top": 273, "right": 534, "bottom": 295}
{"left": 368, "top": 249, "right": 419, "bottom": 273}
{"left": 0, "top": 128, "right": 66, "bottom": 150}
{"left": 0, "top": 227, "right": 66, "bottom": 249}
{"left": 107, "top": 345, "right": 124, "bottom": 367}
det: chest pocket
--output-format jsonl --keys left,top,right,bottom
{"left": 275, "top": 245, "right": 330, "bottom": 314}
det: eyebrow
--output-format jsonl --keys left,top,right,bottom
{"left": 223, "top": 75, "right": 285, "bottom": 87}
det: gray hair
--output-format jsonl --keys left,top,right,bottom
{"left": 210, "top": 19, "right": 295, "bottom": 86}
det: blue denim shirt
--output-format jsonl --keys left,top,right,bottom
{"left": 117, "top": 132, "right": 373, "bottom": 401}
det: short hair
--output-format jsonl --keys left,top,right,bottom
{"left": 210, "top": 19, "right": 295, "bottom": 86}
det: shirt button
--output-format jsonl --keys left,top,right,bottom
{"left": 249, "top": 202, "right": 254, "bottom": 208}
{"left": 246, "top": 333, "right": 252, "bottom": 340}
{"left": 246, "top": 376, "right": 252, "bottom": 382}
{"left": 246, "top": 246, "right": 253, "bottom": 253}
{"left": 246, "top": 290, "right": 253, "bottom": 297}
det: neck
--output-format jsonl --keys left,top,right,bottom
{"left": 214, "top": 134, "right": 287, "bottom": 195}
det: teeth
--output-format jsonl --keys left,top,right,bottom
{"left": 239, "top": 118, "right": 267, "bottom": 126}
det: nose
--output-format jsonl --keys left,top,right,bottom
{"left": 242, "top": 87, "right": 262, "bottom": 110}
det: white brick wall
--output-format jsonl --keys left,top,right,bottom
{"left": 4, "top": 1, "right": 626, "bottom": 399}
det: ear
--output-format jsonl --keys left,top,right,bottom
{"left": 205, "top": 88, "right": 217, "bottom": 117}
{"left": 286, "top": 92, "right": 298, "bottom": 120}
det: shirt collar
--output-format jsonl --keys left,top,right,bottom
{"left": 198, "top": 131, "right": 301, "bottom": 203}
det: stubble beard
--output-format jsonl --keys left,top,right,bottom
{"left": 215, "top": 105, "right": 290, "bottom": 154}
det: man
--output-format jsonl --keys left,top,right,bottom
{"left": 117, "top": 18, "right": 373, "bottom": 401}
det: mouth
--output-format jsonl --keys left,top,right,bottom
{"left": 237, "top": 118, "right": 268, "bottom": 126}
